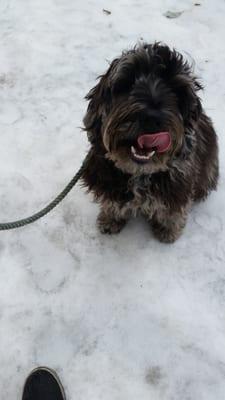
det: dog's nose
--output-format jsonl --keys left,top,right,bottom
{"left": 138, "top": 108, "right": 162, "bottom": 133}
{"left": 138, "top": 113, "right": 161, "bottom": 133}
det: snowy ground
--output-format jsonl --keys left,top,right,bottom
{"left": 0, "top": 0, "right": 225, "bottom": 399}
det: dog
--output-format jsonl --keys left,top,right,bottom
{"left": 82, "top": 43, "right": 218, "bottom": 243}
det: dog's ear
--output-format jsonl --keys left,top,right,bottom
{"left": 173, "top": 73, "right": 203, "bottom": 125}
{"left": 168, "top": 52, "right": 203, "bottom": 125}
{"left": 151, "top": 44, "right": 203, "bottom": 125}
{"left": 165, "top": 50, "right": 203, "bottom": 159}
{"left": 83, "top": 59, "right": 119, "bottom": 145}
{"left": 172, "top": 72, "right": 202, "bottom": 159}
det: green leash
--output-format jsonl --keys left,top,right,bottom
{"left": 0, "top": 154, "right": 88, "bottom": 231}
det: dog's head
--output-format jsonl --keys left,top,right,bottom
{"left": 83, "top": 43, "right": 202, "bottom": 174}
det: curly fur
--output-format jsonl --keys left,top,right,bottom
{"left": 82, "top": 43, "right": 218, "bottom": 243}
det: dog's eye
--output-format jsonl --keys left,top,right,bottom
{"left": 127, "top": 115, "right": 137, "bottom": 123}
{"left": 125, "top": 121, "right": 132, "bottom": 127}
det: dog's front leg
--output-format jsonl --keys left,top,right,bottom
{"left": 97, "top": 201, "right": 129, "bottom": 234}
{"left": 151, "top": 206, "right": 189, "bottom": 243}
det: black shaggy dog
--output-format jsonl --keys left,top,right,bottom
{"left": 82, "top": 43, "right": 218, "bottom": 243}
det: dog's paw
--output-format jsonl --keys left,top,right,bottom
{"left": 97, "top": 212, "right": 126, "bottom": 234}
{"left": 152, "top": 221, "right": 182, "bottom": 243}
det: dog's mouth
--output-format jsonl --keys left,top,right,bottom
{"left": 130, "top": 132, "right": 171, "bottom": 164}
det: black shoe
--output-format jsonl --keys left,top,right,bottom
{"left": 22, "top": 367, "right": 66, "bottom": 400}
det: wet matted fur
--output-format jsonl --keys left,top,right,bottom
{"left": 82, "top": 43, "right": 218, "bottom": 243}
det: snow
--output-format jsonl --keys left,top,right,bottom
{"left": 0, "top": 1, "right": 225, "bottom": 399}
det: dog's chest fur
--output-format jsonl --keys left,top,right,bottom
{"left": 83, "top": 149, "right": 193, "bottom": 217}
{"left": 105, "top": 174, "right": 166, "bottom": 220}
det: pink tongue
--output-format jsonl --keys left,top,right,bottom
{"left": 137, "top": 132, "right": 171, "bottom": 153}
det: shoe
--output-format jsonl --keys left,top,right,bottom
{"left": 22, "top": 366, "right": 66, "bottom": 400}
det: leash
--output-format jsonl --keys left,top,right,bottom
{"left": 0, "top": 154, "right": 89, "bottom": 231}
